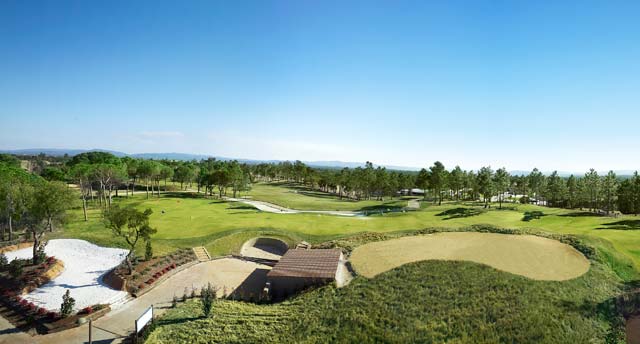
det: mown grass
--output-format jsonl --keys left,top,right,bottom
{"left": 246, "top": 182, "right": 408, "bottom": 211}
{"left": 145, "top": 257, "right": 625, "bottom": 344}
{"left": 52, "top": 187, "right": 640, "bottom": 280}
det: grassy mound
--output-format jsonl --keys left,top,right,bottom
{"left": 145, "top": 259, "right": 624, "bottom": 344}
{"left": 350, "top": 232, "right": 590, "bottom": 280}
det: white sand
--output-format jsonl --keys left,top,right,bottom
{"left": 4, "top": 239, "right": 128, "bottom": 311}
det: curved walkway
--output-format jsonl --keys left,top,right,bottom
{"left": 0, "top": 258, "right": 270, "bottom": 344}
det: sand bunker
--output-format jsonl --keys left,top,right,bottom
{"left": 350, "top": 232, "right": 590, "bottom": 281}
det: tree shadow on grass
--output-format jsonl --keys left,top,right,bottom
{"left": 227, "top": 205, "right": 258, "bottom": 211}
{"left": 522, "top": 211, "right": 546, "bottom": 222}
{"left": 161, "top": 192, "right": 206, "bottom": 199}
{"left": 597, "top": 220, "right": 640, "bottom": 230}
{"left": 560, "top": 211, "right": 603, "bottom": 217}
{"left": 436, "top": 207, "right": 483, "bottom": 220}
{"left": 156, "top": 316, "right": 202, "bottom": 326}
{"left": 359, "top": 203, "right": 406, "bottom": 213}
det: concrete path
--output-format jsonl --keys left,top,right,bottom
{"left": 225, "top": 197, "right": 365, "bottom": 217}
{"left": 407, "top": 199, "right": 420, "bottom": 209}
{"left": 0, "top": 258, "right": 270, "bottom": 344}
{"left": 629, "top": 316, "right": 640, "bottom": 344}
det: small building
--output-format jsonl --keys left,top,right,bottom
{"left": 266, "top": 249, "right": 343, "bottom": 299}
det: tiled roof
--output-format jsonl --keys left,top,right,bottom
{"left": 267, "top": 249, "right": 341, "bottom": 279}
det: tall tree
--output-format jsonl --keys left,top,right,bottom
{"left": 477, "top": 166, "right": 494, "bottom": 208}
{"left": 584, "top": 169, "right": 600, "bottom": 212}
{"left": 415, "top": 168, "right": 430, "bottom": 200}
{"left": 492, "top": 168, "right": 510, "bottom": 209}
{"left": 104, "top": 206, "right": 157, "bottom": 274}
{"left": 429, "top": 162, "right": 447, "bottom": 205}
{"left": 528, "top": 168, "right": 544, "bottom": 205}
{"left": 602, "top": 171, "right": 618, "bottom": 214}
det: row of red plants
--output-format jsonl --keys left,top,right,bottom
{"left": 17, "top": 256, "right": 58, "bottom": 283}
{"left": 137, "top": 263, "right": 177, "bottom": 291}
{"left": 1, "top": 289, "right": 60, "bottom": 321}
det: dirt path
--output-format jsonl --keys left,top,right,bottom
{"left": 0, "top": 258, "right": 270, "bottom": 344}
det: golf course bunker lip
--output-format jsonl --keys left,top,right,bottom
{"left": 240, "top": 237, "right": 289, "bottom": 260}
{"left": 350, "top": 232, "right": 590, "bottom": 281}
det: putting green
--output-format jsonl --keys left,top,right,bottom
{"left": 350, "top": 232, "right": 590, "bottom": 281}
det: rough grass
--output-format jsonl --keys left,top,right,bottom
{"left": 145, "top": 258, "right": 624, "bottom": 344}
{"left": 350, "top": 232, "right": 591, "bottom": 280}
{"left": 52, "top": 184, "right": 640, "bottom": 280}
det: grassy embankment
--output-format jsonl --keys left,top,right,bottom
{"left": 145, "top": 255, "right": 625, "bottom": 343}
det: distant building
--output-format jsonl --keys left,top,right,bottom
{"left": 266, "top": 249, "right": 343, "bottom": 299}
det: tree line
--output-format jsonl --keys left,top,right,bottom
{"left": 3, "top": 152, "right": 640, "bottom": 217}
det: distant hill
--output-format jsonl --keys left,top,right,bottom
{"left": 2, "top": 148, "right": 634, "bottom": 175}
{"left": 0, "top": 148, "right": 420, "bottom": 171}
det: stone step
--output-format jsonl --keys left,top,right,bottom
{"left": 106, "top": 292, "right": 132, "bottom": 310}
{"left": 192, "top": 246, "right": 211, "bottom": 261}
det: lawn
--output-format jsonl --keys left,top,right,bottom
{"left": 52, "top": 184, "right": 640, "bottom": 280}
{"left": 244, "top": 182, "right": 409, "bottom": 211}
{"left": 144, "top": 257, "right": 625, "bottom": 343}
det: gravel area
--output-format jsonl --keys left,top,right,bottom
{"left": 4, "top": 239, "right": 128, "bottom": 311}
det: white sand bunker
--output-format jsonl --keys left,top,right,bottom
{"left": 4, "top": 239, "right": 128, "bottom": 311}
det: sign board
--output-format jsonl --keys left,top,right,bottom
{"left": 135, "top": 306, "right": 153, "bottom": 333}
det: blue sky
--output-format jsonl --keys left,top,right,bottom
{"left": 1, "top": 0, "right": 639, "bottom": 171}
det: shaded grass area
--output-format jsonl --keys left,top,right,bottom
{"left": 436, "top": 207, "right": 484, "bottom": 220}
{"left": 599, "top": 220, "right": 640, "bottom": 230}
{"left": 522, "top": 211, "right": 546, "bottom": 222}
{"left": 145, "top": 258, "right": 625, "bottom": 344}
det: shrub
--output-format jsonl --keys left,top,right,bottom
{"left": 34, "top": 245, "right": 47, "bottom": 265}
{"left": 172, "top": 295, "right": 178, "bottom": 308}
{"left": 60, "top": 290, "right": 75, "bottom": 318}
{"left": 8, "top": 259, "right": 24, "bottom": 278}
{"left": 0, "top": 254, "right": 8, "bottom": 269}
{"left": 82, "top": 306, "right": 93, "bottom": 314}
{"left": 191, "top": 287, "right": 197, "bottom": 299}
{"left": 201, "top": 283, "right": 215, "bottom": 317}
{"left": 182, "top": 288, "right": 188, "bottom": 302}
{"left": 145, "top": 240, "right": 153, "bottom": 261}
{"left": 37, "top": 307, "right": 47, "bottom": 315}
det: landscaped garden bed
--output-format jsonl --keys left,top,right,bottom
{"left": 105, "top": 248, "right": 198, "bottom": 297}
{"left": 0, "top": 250, "right": 112, "bottom": 333}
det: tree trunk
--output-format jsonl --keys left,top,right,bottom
{"left": 146, "top": 180, "right": 150, "bottom": 199}
{"left": 82, "top": 196, "right": 88, "bottom": 221}
{"left": 8, "top": 215, "right": 12, "bottom": 241}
